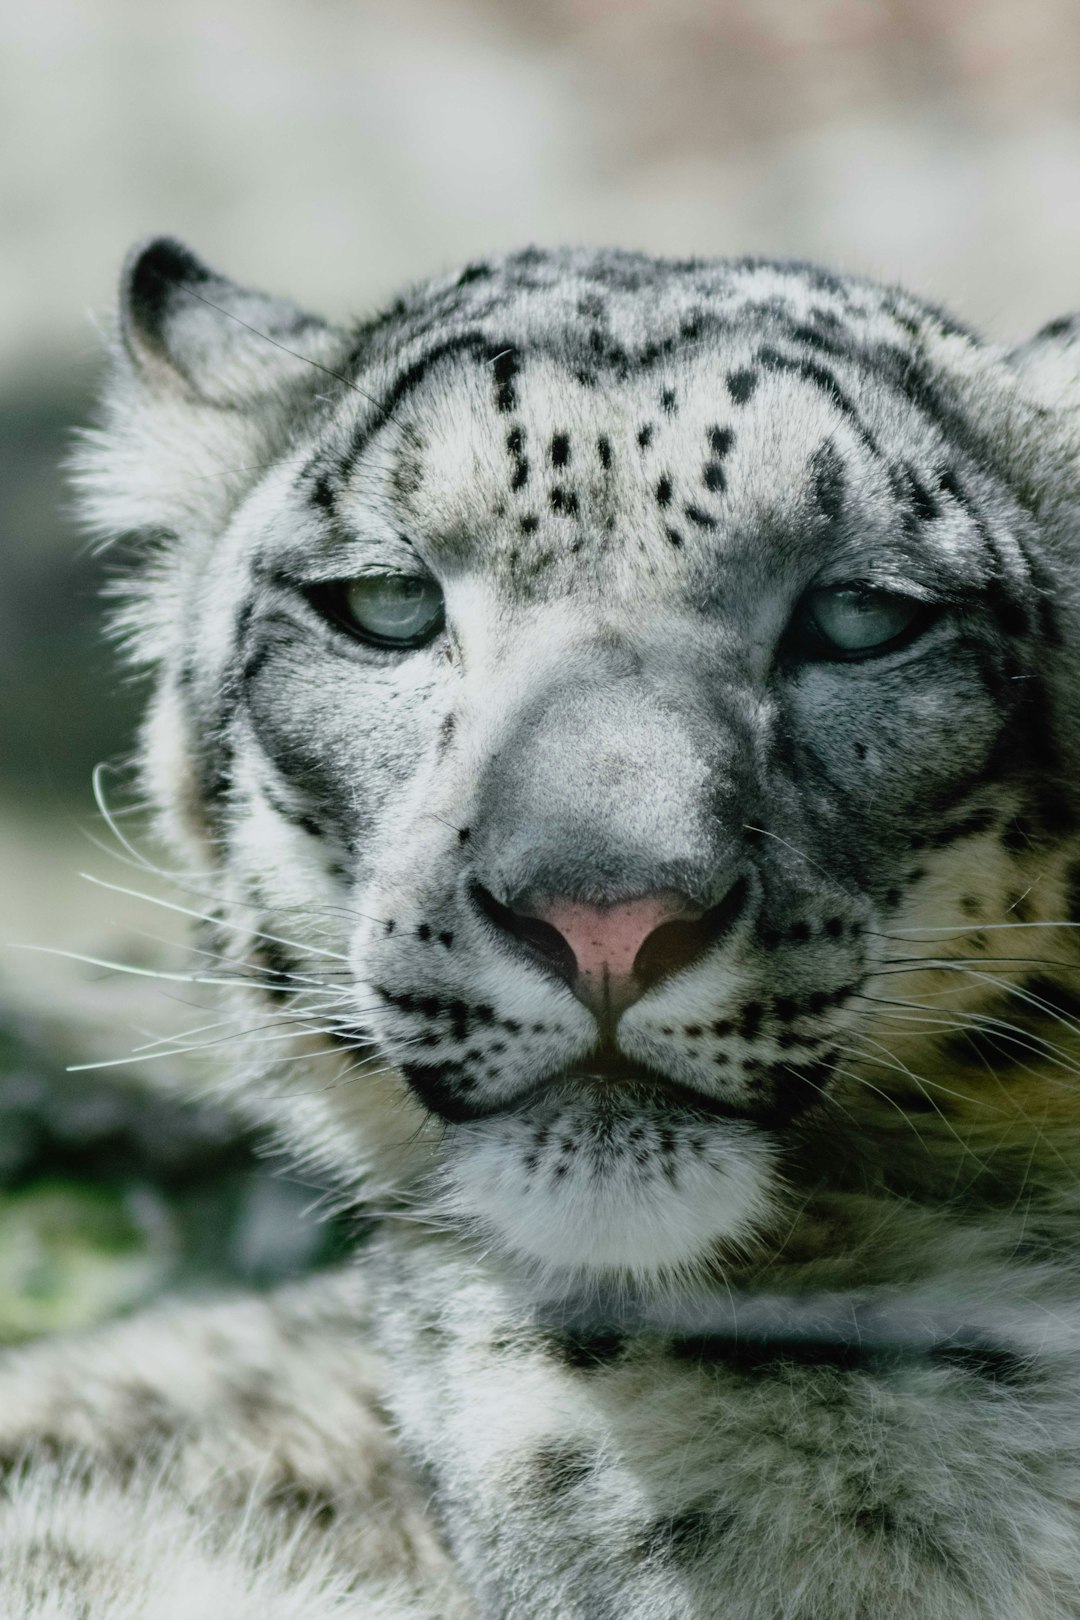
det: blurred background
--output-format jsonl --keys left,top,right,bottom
{"left": 2, "top": 0, "right": 1079, "bottom": 1335}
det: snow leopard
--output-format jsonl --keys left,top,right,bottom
{"left": 6, "top": 237, "right": 1080, "bottom": 1618}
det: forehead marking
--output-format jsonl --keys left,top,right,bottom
{"left": 757, "top": 346, "right": 880, "bottom": 456}
{"left": 809, "top": 441, "right": 846, "bottom": 523}
{"left": 684, "top": 504, "right": 718, "bottom": 533}
{"left": 506, "top": 425, "right": 529, "bottom": 492}
{"left": 492, "top": 348, "right": 519, "bottom": 413}
{"left": 728, "top": 369, "right": 757, "bottom": 404}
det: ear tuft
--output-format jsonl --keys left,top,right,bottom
{"left": 120, "top": 236, "right": 215, "bottom": 375}
{"left": 114, "top": 236, "right": 346, "bottom": 406}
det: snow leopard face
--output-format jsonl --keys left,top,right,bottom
{"left": 85, "top": 239, "right": 1080, "bottom": 1292}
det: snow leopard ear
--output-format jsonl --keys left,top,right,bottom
{"left": 919, "top": 315, "right": 1080, "bottom": 528}
{"left": 119, "top": 236, "right": 347, "bottom": 406}
{"left": 1006, "top": 313, "right": 1080, "bottom": 411}
{"left": 77, "top": 239, "right": 354, "bottom": 546}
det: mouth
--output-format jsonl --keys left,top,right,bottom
{"left": 558, "top": 1051, "right": 755, "bottom": 1123}
{"left": 435, "top": 1048, "right": 788, "bottom": 1130}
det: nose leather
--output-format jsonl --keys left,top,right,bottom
{"left": 524, "top": 893, "right": 697, "bottom": 1016}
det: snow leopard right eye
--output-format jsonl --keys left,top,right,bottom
{"left": 309, "top": 574, "right": 445, "bottom": 650}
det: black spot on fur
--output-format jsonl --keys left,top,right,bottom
{"left": 597, "top": 434, "right": 612, "bottom": 469}
{"left": 506, "top": 425, "right": 529, "bottom": 491}
{"left": 550, "top": 486, "right": 579, "bottom": 517}
{"left": 684, "top": 503, "right": 717, "bottom": 531}
{"left": 529, "top": 1443, "right": 596, "bottom": 1498}
{"left": 310, "top": 471, "right": 337, "bottom": 512}
{"left": 545, "top": 1329, "right": 627, "bottom": 1370}
{"left": 492, "top": 348, "right": 519, "bottom": 413}
{"left": 660, "top": 387, "right": 677, "bottom": 415}
{"left": 930, "top": 1341, "right": 1031, "bottom": 1385}
{"left": 672, "top": 1333, "right": 875, "bottom": 1372}
{"left": 727, "top": 368, "right": 757, "bottom": 404}
{"left": 456, "top": 261, "right": 492, "bottom": 286}
{"left": 852, "top": 1502, "right": 897, "bottom": 1539}
{"left": 1038, "top": 314, "right": 1076, "bottom": 341}
{"left": 1024, "top": 975, "right": 1080, "bottom": 1022}
{"left": 643, "top": 1507, "right": 730, "bottom": 1565}
{"left": 268, "top": 1479, "right": 339, "bottom": 1528}
{"left": 655, "top": 475, "right": 673, "bottom": 507}
{"left": 927, "top": 806, "right": 996, "bottom": 850}
{"left": 251, "top": 939, "right": 302, "bottom": 1003}
{"left": 738, "top": 1001, "right": 764, "bottom": 1040}
{"left": 665, "top": 526, "right": 684, "bottom": 548}
{"left": 637, "top": 424, "right": 654, "bottom": 449}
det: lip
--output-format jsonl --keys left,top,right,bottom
{"left": 555, "top": 1052, "right": 758, "bottom": 1124}
{"left": 438, "top": 1050, "right": 764, "bottom": 1128}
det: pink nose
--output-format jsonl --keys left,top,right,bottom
{"left": 525, "top": 892, "right": 698, "bottom": 1017}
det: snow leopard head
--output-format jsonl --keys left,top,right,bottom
{"left": 81, "top": 238, "right": 1080, "bottom": 1294}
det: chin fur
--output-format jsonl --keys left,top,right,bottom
{"left": 434, "top": 1087, "right": 778, "bottom": 1293}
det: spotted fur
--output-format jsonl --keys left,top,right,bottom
{"left": 15, "top": 237, "right": 1080, "bottom": 1613}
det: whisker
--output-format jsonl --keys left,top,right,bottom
{"left": 741, "top": 825, "right": 835, "bottom": 883}
{"left": 875, "top": 920, "right": 1080, "bottom": 939}
{"left": 79, "top": 873, "right": 350, "bottom": 962}
{"left": 854, "top": 992, "right": 1080, "bottom": 1081}
{"left": 833, "top": 1036, "right": 978, "bottom": 1107}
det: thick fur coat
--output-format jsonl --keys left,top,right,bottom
{"left": 10, "top": 239, "right": 1080, "bottom": 1615}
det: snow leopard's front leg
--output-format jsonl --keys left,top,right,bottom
{"left": 0, "top": 1270, "right": 476, "bottom": 1620}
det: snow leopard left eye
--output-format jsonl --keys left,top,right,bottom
{"left": 797, "top": 584, "right": 936, "bottom": 660}
{"left": 311, "top": 574, "right": 445, "bottom": 649}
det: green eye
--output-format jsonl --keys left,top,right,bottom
{"left": 332, "top": 574, "right": 445, "bottom": 648}
{"left": 805, "top": 585, "right": 927, "bottom": 657}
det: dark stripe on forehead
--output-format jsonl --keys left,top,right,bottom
{"left": 343, "top": 302, "right": 928, "bottom": 475}
{"left": 885, "top": 348, "right": 993, "bottom": 468}
{"left": 954, "top": 481, "right": 1038, "bottom": 642}
{"left": 887, "top": 462, "right": 940, "bottom": 531}
{"left": 756, "top": 346, "right": 881, "bottom": 456}
{"left": 344, "top": 330, "right": 527, "bottom": 472}
{"left": 492, "top": 348, "right": 519, "bottom": 413}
